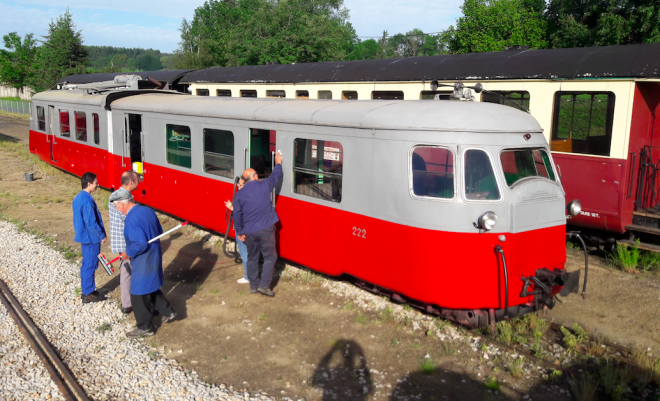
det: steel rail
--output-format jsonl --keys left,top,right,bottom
{"left": 0, "top": 279, "right": 89, "bottom": 401}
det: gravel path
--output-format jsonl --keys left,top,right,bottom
{"left": 0, "top": 221, "right": 280, "bottom": 401}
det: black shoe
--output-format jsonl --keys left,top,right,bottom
{"left": 162, "top": 312, "right": 177, "bottom": 323}
{"left": 97, "top": 288, "right": 111, "bottom": 296}
{"left": 151, "top": 309, "right": 160, "bottom": 316}
{"left": 126, "top": 328, "right": 154, "bottom": 338}
{"left": 250, "top": 288, "right": 258, "bottom": 294}
{"left": 121, "top": 307, "right": 133, "bottom": 314}
{"left": 81, "top": 291, "right": 106, "bottom": 304}
{"left": 257, "top": 287, "right": 275, "bottom": 297}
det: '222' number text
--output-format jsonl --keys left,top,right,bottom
{"left": 352, "top": 227, "right": 366, "bottom": 238}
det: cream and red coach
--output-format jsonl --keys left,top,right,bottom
{"left": 28, "top": 83, "right": 582, "bottom": 327}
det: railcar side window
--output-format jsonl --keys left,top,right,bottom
{"left": 75, "top": 111, "right": 87, "bottom": 142}
{"left": 217, "top": 90, "right": 231, "bottom": 97}
{"left": 59, "top": 110, "right": 70, "bottom": 137}
{"left": 500, "top": 148, "right": 556, "bottom": 187}
{"left": 166, "top": 124, "right": 192, "bottom": 168}
{"left": 296, "top": 90, "right": 309, "bottom": 99}
{"left": 464, "top": 149, "right": 501, "bottom": 200}
{"left": 241, "top": 90, "right": 257, "bottom": 98}
{"left": 318, "top": 91, "right": 332, "bottom": 100}
{"left": 420, "top": 91, "right": 452, "bottom": 100}
{"left": 203, "top": 129, "right": 234, "bottom": 178}
{"left": 342, "top": 91, "right": 358, "bottom": 100}
{"left": 36, "top": 106, "right": 46, "bottom": 131}
{"left": 293, "top": 139, "right": 343, "bottom": 203}
{"left": 266, "top": 90, "right": 286, "bottom": 98}
{"left": 550, "top": 92, "right": 615, "bottom": 156}
{"left": 93, "top": 113, "right": 100, "bottom": 145}
{"left": 411, "top": 147, "right": 455, "bottom": 199}
{"left": 372, "top": 91, "right": 404, "bottom": 100}
{"left": 196, "top": 89, "right": 209, "bottom": 96}
{"left": 482, "top": 91, "right": 530, "bottom": 111}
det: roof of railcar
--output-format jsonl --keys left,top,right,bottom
{"left": 110, "top": 94, "right": 542, "bottom": 133}
{"left": 31, "top": 89, "right": 185, "bottom": 109}
{"left": 181, "top": 43, "right": 660, "bottom": 84}
{"left": 56, "top": 69, "right": 195, "bottom": 85}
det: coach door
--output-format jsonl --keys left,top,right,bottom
{"left": 47, "top": 105, "right": 56, "bottom": 162}
{"left": 123, "top": 114, "right": 144, "bottom": 176}
{"left": 248, "top": 128, "right": 278, "bottom": 204}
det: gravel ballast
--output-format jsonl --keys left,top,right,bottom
{"left": 0, "top": 221, "right": 278, "bottom": 401}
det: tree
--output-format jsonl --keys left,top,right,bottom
{"left": 346, "top": 39, "right": 379, "bottom": 60}
{"left": 0, "top": 32, "right": 37, "bottom": 90}
{"left": 172, "top": 0, "right": 356, "bottom": 69}
{"left": 134, "top": 54, "right": 162, "bottom": 70}
{"left": 447, "top": 0, "right": 548, "bottom": 53}
{"left": 30, "top": 9, "right": 88, "bottom": 92}
{"left": 546, "top": 0, "right": 660, "bottom": 48}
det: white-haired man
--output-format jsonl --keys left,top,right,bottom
{"left": 113, "top": 194, "right": 176, "bottom": 337}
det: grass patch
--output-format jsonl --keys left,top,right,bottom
{"left": 640, "top": 250, "right": 660, "bottom": 272}
{"left": 95, "top": 323, "right": 112, "bottom": 333}
{"left": 610, "top": 240, "right": 640, "bottom": 272}
{"left": 484, "top": 376, "right": 500, "bottom": 391}
{"left": 442, "top": 341, "right": 457, "bottom": 355}
{"left": 508, "top": 356, "right": 524, "bottom": 378}
{"left": 258, "top": 313, "right": 265, "bottom": 321}
{"left": 569, "top": 373, "right": 599, "bottom": 401}
{"left": 420, "top": 356, "right": 436, "bottom": 374}
{"left": 380, "top": 306, "right": 394, "bottom": 322}
{"left": 561, "top": 323, "right": 589, "bottom": 354}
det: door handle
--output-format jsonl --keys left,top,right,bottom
{"left": 244, "top": 147, "right": 249, "bottom": 170}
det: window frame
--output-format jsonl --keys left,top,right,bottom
{"left": 292, "top": 137, "right": 344, "bottom": 204}
{"left": 36, "top": 106, "right": 46, "bottom": 131}
{"left": 461, "top": 146, "right": 503, "bottom": 204}
{"left": 550, "top": 91, "right": 616, "bottom": 157}
{"left": 420, "top": 91, "right": 452, "bottom": 100}
{"left": 241, "top": 90, "right": 257, "bottom": 98}
{"left": 92, "top": 113, "right": 100, "bottom": 145}
{"left": 342, "top": 91, "right": 358, "bottom": 100}
{"left": 202, "top": 127, "right": 235, "bottom": 180}
{"left": 165, "top": 123, "right": 192, "bottom": 169}
{"left": 74, "top": 111, "right": 87, "bottom": 142}
{"left": 216, "top": 89, "right": 232, "bottom": 97}
{"left": 318, "top": 90, "right": 333, "bottom": 100}
{"left": 196, "top": 89, "right": 210, "bottom": 96}
{"left": 497, "top": 146, "right": 559, "bottom": 189}
{"left": 408, "top": 144, "right": 457, "bottom": 202}
{"left": 59, "top": 109, "right": 70, "bottom": 137}
{"left": 481, "top": 90, "right": 530, "bottom": 111}
{"left": 372, "top": 91, "right": 404, "bottom": 100}
{"left": 266, "top": 90, "right": 286, "bottom": 98}
{"left": 296, "top": 90, "right": 309, "bottom": 99}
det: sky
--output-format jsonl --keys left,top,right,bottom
{"left": 0, "top": 0, "right": 464, "bottom": 52}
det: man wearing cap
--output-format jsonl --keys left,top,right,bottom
{"left": 108, "top": 171, "right": 139, "bottom": 314}
{"left": 113, "top": 196, "right": 176, "bottom": 338}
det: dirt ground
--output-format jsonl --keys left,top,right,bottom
{"left": 1, "top": 115, "right": 659, "bottom": 400}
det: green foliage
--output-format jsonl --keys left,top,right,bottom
{"left": 0, "top": 32, "right": 37, "bottom": 89}
{"left": 569, "top": 373, "right": 599, "bottom": 401}
{"left": 496, "top": 321, "right": 513, "bottom": 345}
{"left": 95, "top": 322, "right": 112, "bottom": 333}
{"left": 611, "top": 240, "right": 640, "bottom": 272}
{"left": 447, "top": 0, "right": 548, "bottom": 53}
{"left": 420, "top": 356, "right": 436, "bottom": 374}
{"left": 548, "top": 369, "right": 563, "bottom": 383}
{"left": 30, "top": 8, "right": 88, "bottom": 92}
{"left": 546, "top": 0, "right": 660, "bottom": 49}
{"left": 640, "top": 250, "right": 660, "bottom": 272}
{"left": 484, "top": 376, "right": 500, "bottom": 391}
{"left": 508, "top": 356, "right": 524, "bottom": 378}
{"left": 85, "top": 46, "right": 168, "bottom": 72}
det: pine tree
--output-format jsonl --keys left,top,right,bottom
{"left": 30, "top": 8, "right": 88, "bottom": 92}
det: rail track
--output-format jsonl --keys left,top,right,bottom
{"left": 0, "top": 279, "right": 89, "bottom": 401}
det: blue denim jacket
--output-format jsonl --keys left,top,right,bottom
{"left": 72, "top": 191, "right": 106, "bottom": 244}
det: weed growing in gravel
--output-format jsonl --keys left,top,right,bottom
{"left": 442, "top": 341, "right": 457, "bottom": 355}
{"left": 74, "top": 288, "right": 81, "bottom": 297}
{"left": 569, "top": 373, "right": 599, "bottom": 401}
{"left": 548, "top": 370, "right": 562, "bottom": 383}
{"left": 496, "top": 321, "right": 513, "bottom": 346}
{"left": 258, "top": 313, "right": 265, "bottom": 321}
{"left": 410, "top": 340, "right": 421, "bottom": 349}
{"left": 95, "top": 323, "right": 112, "bottom": 332}
{"left": 355, "top": 311, "right": 368, "bottom": 324}
{"left": 484, "top": 376, "right": 500, "bottom": 391}
{"left": 508, "top": 356, "right": 524, "bottom": 378}
{"left": 420, "top": 357, "right": 436, "bottom": 374}
{"left": 380, "top": 306, "right": 394, "bottom": 322}
{"left": 390, "top": 339, "right": 399, "bottom": 347}
{"left": 343, "top": 301, "right": 354, "bottom": 311}
{"left": 426, "top": 330, "right": 435, "bottom": 338}
{"left": 599, "top": 359, "right": 623, "bottom": 398}
{"left": 640, "top": 251, "right": 660, "bottom": 272}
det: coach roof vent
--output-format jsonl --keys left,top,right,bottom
{"left": 505, "top": 45, "right": 529, "bottom": 51}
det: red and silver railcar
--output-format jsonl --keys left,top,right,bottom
{"left": 29, "top": 86, "right": 581, "bottom": 327}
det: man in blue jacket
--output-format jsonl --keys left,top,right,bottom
{"left": 233, "top": 151, "right": 282, "bottom": 297}
{"left": 113, "top": 193, "right": 176, "bottom": 337}
{"left": 72, "top": 172, "right": 107, "bottom": 303}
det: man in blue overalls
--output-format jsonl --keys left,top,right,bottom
{"left": 72, "top": 172, "right": 107, "bottom": 303}
{"left": 113, "top": 193, "right": 176, "bottom": 338}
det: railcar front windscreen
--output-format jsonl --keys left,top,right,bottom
{"left": 464, "top": 149, "right": 501, "bottom": 201}
{"left": 500, "top": 148, "right": 556, "bottom": 187}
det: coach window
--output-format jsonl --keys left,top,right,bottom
{"left": 266, "top": 90, "right": 286, "bottom": 98}
{"left": 293, "top": 139, "right": 343, "bottom": 203}
{"left": 372, "top": 91, "right": 404, "bottom": 100}
{"left": 318, "top": 91, "right": 332, "bottom": 100}
{"left": 196, "top": 89, "right": 209, "bottom": 96}
{"left": 217, "top": 90, "right": 231, "bottom": 97}
{"left": 464, "top": 149, "right": 501, "bottom": 201}
{"left": 59, "top": 110, "right": 70, "bottom": 137}
{"left": 411, "top": 146, "right": 455, "bottom": 199}
{"left": 342, "top": 91, "right": 358, "bottom": 100}
{"left": 203, "top": 129, "right": 234, "bottom": 178}
{"left": 93, "top": 113, "right": 100, "bottom": 145}
{"left": 420, "top": 91, "right": 452, "bottom": 100}
{"left": 166, "top": 124, "right": 192, "bottom": 168}
{"left": 551, "top": 92, "right": 615, "bottom": 156}
{"left": 500, "top": 148, "right": 555, "bottom": 187}
{"left": 296, "top": 90, "right": 309, "bottom": 99}
{"left": 241, "top": 90, "right": 257, "bottom": 98}
{"left": 75, "top": 112, "right": 87, "bottom": 142}
{"left": 36, "top": 106, "right": 46, "bottom": 131}
{"left": 482, "top": 91, "right": 530, "bottom": 111}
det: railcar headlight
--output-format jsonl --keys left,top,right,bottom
{"left": 567, "top": 199, "right": 582, "bottom": 217}
{"left": 478, "top": 211, "right": 497, "bottom": 231}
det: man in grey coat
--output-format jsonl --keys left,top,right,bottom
{"left": 108, "top": 171, "right": 139, "bottom": 314}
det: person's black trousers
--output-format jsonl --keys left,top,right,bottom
{"left": 130, "top": 289, "right": 174, "bottom": 331}
{"left": 245, "top": 225, "right": 278, "bottom": 291}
